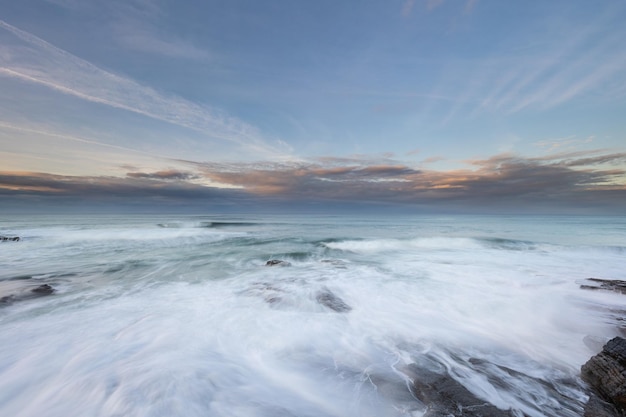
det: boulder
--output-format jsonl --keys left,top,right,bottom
{"left": 315, "top": 288, "right": 352, "bottom": 312}
{"left": 581, "top": 337, "right": 626, "bottom": 416}
{"left": 0, "top": 284, "right": 55, "bottom": 305}
{"left": 584, "top": 393, "right": 620, "bottom": 417}
{"left": 404, "top": 365, "right": 515, "bottom": 416}
{"left": 32, "top": 284, "right": 55, "bottom": 295}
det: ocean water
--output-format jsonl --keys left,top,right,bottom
{"left": 0, "top": 214, "right": 624, "bottom": 417}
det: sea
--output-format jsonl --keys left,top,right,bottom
{"left": 1, "top": 214, "right": 625, "bottom": 417}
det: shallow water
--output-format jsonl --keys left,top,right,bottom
{"left": 1, "top": 214, "right": 625, "bottom": 416}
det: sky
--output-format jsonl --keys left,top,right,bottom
{"left": 1, "top": 0, "right": 626, "bottom": 214}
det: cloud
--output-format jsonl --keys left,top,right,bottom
{"left": 2, "top": 150, "right": 625, "bottom": 214}
{"left": 0, "top": 120, "right": 153, "bottom": 157}
{"left": 402, "top": 0, "right": 449, "bottom": 16}
{"left": 113, "top": 25, "right": 210, "bottom": 60}
{"left": 193, "top": 151, "right": 626, "bottom": 209}
{"left": 534, "top": 135, "right": 594, "bottom": 152}
{"left": 440, "top": 4, "right": 626, "bottom": 119}
{"left": 560, "top": 153, "right": 626, "bottom": 167}
{"left": 426, "top": 0, "right": 444, "bottom": 11}
{"left": 0, "top": 171, "right": 249, "bottom": 203}
{"left": 402, "top": 0, "right": 416, "bottom": 17}
{"left": 0, "top": 20, "right": 289, "bottom": 158}
{"left": 43, "top": 0, "right": 204, "bottom": 59}
{"left": 126, "top": 170, "right": 200, "bottom": 181}
{"left": 421, "top": 156, "right": 445, "bottom": 164}
{"left": 465, "top": 0, "right": 478, "bottom": 14}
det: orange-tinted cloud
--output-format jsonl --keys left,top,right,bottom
{"left": 2, "top": 151, "right": 625, "bottom": 213}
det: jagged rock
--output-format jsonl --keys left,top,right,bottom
{"left": 581, "top": 337, "right": 626, "bottom": 415}
{"left": 404, "top": 365, "right": 514, "bottom": 416}
{"left": 581, "top": 279, "right": 626, "bottom": 295}
{"left": 584, "top": 393, "right": 620, "bottom": 417}
{"left": 0, "top": 236, "right": 20, "bottom": 242}
{"left": 315, "top": 288, "right": 352, "bottom": 312}
{"left": 265, "top": 260, "right": 291, "bottom": 266}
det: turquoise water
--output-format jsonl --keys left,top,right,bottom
{"left": 1, "top": 214, "right": 625, "bottom": 416}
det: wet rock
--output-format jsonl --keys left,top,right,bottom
{"left": 581, "top": 336, "right": 626, "bottom": 415}
{"left": 320, "top": 259, "right": 348, "bottom": 269}
{"left": 243, "top": 282, "right": 286, "bottom": 306}
{"left": 32, "top": 284, "right": 55, "bottom": 295}
{"left": 0, "top": 236, "right": 20, "bottom": 242}
{"left": 315, "top": 288, "right": 352, "bottom": 312}
{"left": 581, "top": 279, "right": 626, "bottom": 295}
{"left": 0, "top": 283, "right": 56, "bottom": 305}
{"left": 265, "top": 259, "right": 291, "bottom": 267}
{"left": 0, "top": 295, "right": 15, "bottom": 304}
{"left": 404, "top": 365, "right": 515, "bottom": 417}
{"left": 584, "top": 393, "right": 620, "bottom": 417}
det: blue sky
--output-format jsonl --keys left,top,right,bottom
{"left": 1, "top": 0, "right": 625, "bottom": 213}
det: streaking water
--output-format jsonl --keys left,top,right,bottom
{"left": 1, "top": 214, "right": 624, "bottom": 416}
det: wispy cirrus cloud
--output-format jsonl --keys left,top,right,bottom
{"left": 402, "top": 0, "right": 476, "bottom": 16}
{"left": 42, "top": 0, "right": 206, "bottom": 59}
{"left": 0, "top": 20, "right": 289, "bottom": 158}
{"left": 534, "top": 135, "right": 595, "bottom": 152}
{"left": 113, "top": 26, "right": 210, "bottom": 60}
{"left": 435, "top": 3, "right": 626, "bottom": 122}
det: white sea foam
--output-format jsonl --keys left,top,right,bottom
{"left": 323, "top": 236, "right": 485, "bottom": 253}
{"left": 1, "top": 214, "right": 624, "bottom": 416}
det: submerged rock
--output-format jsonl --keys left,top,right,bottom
{"left": 0, "top": 236, "right": 20, "bottom": 242}
{"left": 581, "top": 337, "right": 626, "bottom": 415}
{"left": 32, "top": 284, "right": 55, "bottom": 295}
{"left": 265, "top": 259, "right": 291, "bottom": 267}
{"left": 315, "top": 288, "right": 352, "bottom": 312}
{"left": 0, "top": 283, "right": 56, "bottom": 305}
{"left": 404, "top": 365, "right": 514, "bottom": 417}
{"left": 581, "top": 278, "right": 626, "bottom": 295}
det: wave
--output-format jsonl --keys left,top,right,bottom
{"left": 324, "top": 237, "right": 485, "bottom": 253}
{"left": 476, "top": 237, "right": 538, "bottom": 251}
{"left": 157, "top": 221, "right": 259, "bottom": 229}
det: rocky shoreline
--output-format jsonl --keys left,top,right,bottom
{"left": 579, "top": 278, "right": 626, "bottom": 417}
{"left": 1, "top": 247, "right": 625, "bottom": 415}
{"left": 581, "top": 337, "right": 626, "bottom": 416}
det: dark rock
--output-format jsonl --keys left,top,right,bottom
{"left": 0, "top": 236, "right": 20, "bottom": 242}
{"left": 404, "top": 365, "right": 515, "bottom": 417}
{"left": 584, "top": 393, "right": 620, "bottom": 417}
{"left": 243, "top": 282, "right": 286, "bottom": 306}
{"left": 581, "top": 337, "right": 626, "bottom": 415}
{"left": 0, "top": 295, "right": 15, "bottom": 304}
{"left": 265, "top": 259, "right": 291, "bottom": 267}
{"left": 265, "top": 296, "right": 282, "bottom": 305}
{"left": 0, "top": 283, "right": 56, "bottom": 306}
{"left": 31, "top": 284, "right": 55, "bottom": 295}
{"left": 581, "top": 279, "right": 626, "bottom": 295}
{"left": 315, "top": 288, "right": 352, "bottom": 312}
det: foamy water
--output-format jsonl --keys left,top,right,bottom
{"left": 1, "top": 214, "right": 624, "bottom": 416}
